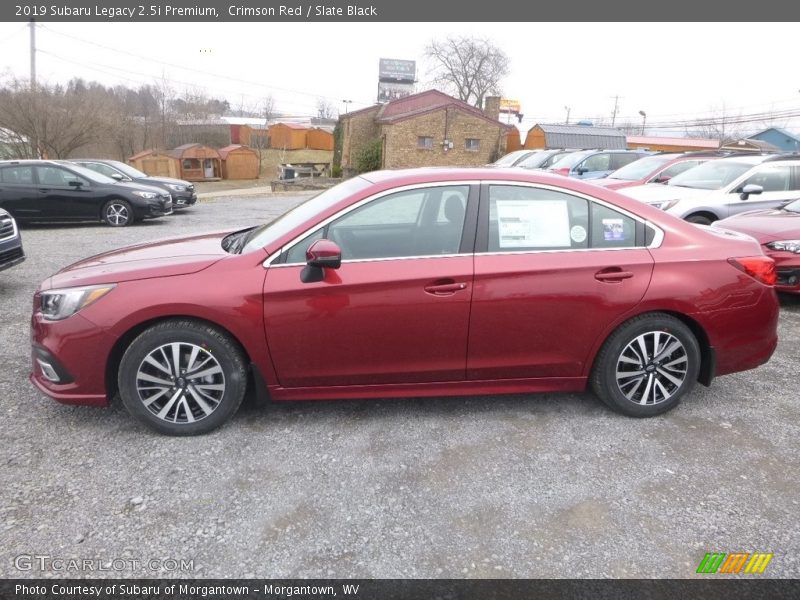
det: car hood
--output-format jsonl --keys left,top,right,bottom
{"left": 142, "top": 176, "right": 193, "bottom": 187}
{"left": 621, "top": 183, "right": 713, "bottom": 203}
{"left": 591, "top": 178, "right": 637, "bottom": 189}
{"left": 113, "top": 180, "right": 170, "bottom": 195}
{"left": 714, "top": 209, "right": 800, "bottom": 243}
{"left": 43, "top": 231, "right": 232, "bottom": 289}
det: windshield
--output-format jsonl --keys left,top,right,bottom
{"left": 607, "top": 155, "right": 675, "bottom": 180}
{"left": 783, "top": 198, "right": 800, "bottom": 213}
{"left": 492, "top": 150, "right": 531, "bottom": 167}
{"left": 549, "top": 150, "right": 593, "bottom": 169}
{"left": 67, "top": 164, "right": 117, "bottom": 184}
{"left": 515, "top": 150, "right": 556, "bottom": 169}
{"left": 240, "top": 176, "right": 373, "bottom": 253}
{"left": 667, "top": 160, "right": 753, "bottom": 190}
{"left": 107, "top": 160, "right": 149, "bottom": 178}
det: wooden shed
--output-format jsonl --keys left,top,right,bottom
{"left": 504, "top": 128, "right": 522, "bottom": 152}
{"left": 626, "top": 135, "right": 719, "bottom": 152}
{"left": 169, "top": 143, "right": 222, "bottom": 181}
{"left": 219, "top": 145, "right": 260, "bottom": 179}
{"left": 128, "top": 149, "right": 181, "bottom": 178}
{"left": 268, "top": 123, "right": 308, "bottom": 150}
{"left": 306, "top": 127, "right": 335, "bottom": 151}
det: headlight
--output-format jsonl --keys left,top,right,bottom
{"left": 40, "top": 284, "right": 115, "bottom": 321}
{"left": 166, "top": 184, "right": 186, "bottom": 192}
{"left": 132, "top": 191, "right": 158, "bottom": 199}
{"left": 766, "top": 240, "right": 800, "bottom": 254}
{"left": 648, "top": 200, "right": 679, "bottom": 211}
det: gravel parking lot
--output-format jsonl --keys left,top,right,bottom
{"left": 1, "top": 194, "right": 798, "bottom": 579}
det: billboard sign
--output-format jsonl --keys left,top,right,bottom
{"left": 500, "top": 99, "right": 521, "bottom": 114}
{"left": 379, "top": 58, "right": 416, "bottom": 82}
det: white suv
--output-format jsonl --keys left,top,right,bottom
{"left": 619, "top": 154, "right": 800, "bottom": 224}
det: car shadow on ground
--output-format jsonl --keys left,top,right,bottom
{"left": 18, "top": 219, "right": 173, "bottom": 231}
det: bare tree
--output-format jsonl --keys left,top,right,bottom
{"left": 316, "top": 97, "right": 336, "bottom": 119}
{"left": 685, "top": 103, "right": 746, "bottom": 144}
{"left": 0, "top": 78, "right": 113, "bottom": 158}
{"left": 424, "top": 36, "right": 509, "bottom": 108}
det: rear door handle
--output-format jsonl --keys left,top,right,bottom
{"left": 424, "top": 280, "right": 468, "bottom": 295}
{"left": 595, "top": 269, "right": 634, "bottom": 282}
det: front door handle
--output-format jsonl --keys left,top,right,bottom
{"left": 595, "top": 269, "right": 634, "bottom": 282}
{"left": 424, "top": 280, "right": 468, "bottom": 295}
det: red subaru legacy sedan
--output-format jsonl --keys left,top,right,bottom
{"left": 30, "top": 168, "right": 779, "bottom": 435}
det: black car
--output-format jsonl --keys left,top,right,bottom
{"left": 71, "top": 159, "right": 197, "bottom": 208}
{"left": 0, "top": 208, "right": 25, "bottom": 271}
{"left": 0, "top": 160, "right": 172, "bottom": 227}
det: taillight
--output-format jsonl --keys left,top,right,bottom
{"left": 728, "top": 256, "right": 777, "bottom": 286}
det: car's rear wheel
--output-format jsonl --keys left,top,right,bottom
{"left": 102, "top": 199, "right": 133, "bottom": 227}
{"left": 591, "top": 313, "right": 700, "bottom": 417}
{"left": 118, "top": 320, "right": 247, "bottom": 435}
{"left": 685, "top": 213, "right": 714, "bottom": 226}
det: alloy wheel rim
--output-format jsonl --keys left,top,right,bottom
{"left": 136, "top": 342, "right": 225, "bottom": 423}
{"left": 615, "top": 331, "right": 688, "bottom": 406}
{"left": 107, "top": 204, "right": 129, "bottom": 225}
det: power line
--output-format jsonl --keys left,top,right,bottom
{"left": 38, "top": 24, "right": 376, "bottom": 108}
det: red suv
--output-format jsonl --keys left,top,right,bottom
{"left": 30, "top": 168, "right": 779, "bottom": 435}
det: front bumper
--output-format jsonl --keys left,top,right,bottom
{"left": 30, "top": 311, "right": 116, "bottom": 406}
{"left": 0, "top": 243, "right": 25, "bottom": 272}
{"left": 144, "top": 198, "right": 174, "bottom": 218}
{"left": 768, "top": 249, "right": 800, "bottom": 294}
{"left": 172, "top": 192, "right": 197, "bottom": 208}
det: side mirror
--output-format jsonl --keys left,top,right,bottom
{"left": 739, "top": 184, "right": 763, "bottom": 200}
{"left": 301, "top": 239, "right": 342, "bottom": 283}
{"left": 576, "top": 166, "right": 588, "bottom": 175}
{"left": 111, "top": 173, "right": 124, "bottom": 181}
{"left": 652, "top": 174, "right": 671, "bottom": 184}
{"left": 306, "top": 239, "right": 342, "bottom": 269}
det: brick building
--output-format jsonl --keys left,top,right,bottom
{"left": 340, "top": 90, "right": 511, "bottom": 175}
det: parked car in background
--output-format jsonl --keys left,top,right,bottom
{"left": 714, "top": 198, "right": 800, "bottom": 294}
{"left": 70, "top": 159, "right": 197, "bottom": 208}
{"left": 0, "top": 160, "right": 173, "bottom": 227}
{"left": 547, "top": 149, "right": 651, "bottom": 179}
{"left": 490, "top": 150, "right": 539, "bottom": 167}
{"left": 30, "top": 167, "right": 778, "bottom": 435}
{"left": 591, "top": 152, "right": 726, "bottom": 191}
{"left": 515, "top": 149, "right": 577, "bottom": 170}
{"left": 0, "top": 208, "right": 25, "bottom": 272}
{"left": 620, "top": 154, "right": 799, "bottom": 224}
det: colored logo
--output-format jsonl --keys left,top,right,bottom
{"left": 696, "top": 552, "right": 773, "bottom": 574}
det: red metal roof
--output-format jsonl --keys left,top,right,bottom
{"left": 627, "top": 135, "right": 719, "bottom": 149}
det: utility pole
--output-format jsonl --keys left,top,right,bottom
{"left": 29, "top": 19, "right": 36, "bottom": 86}
{"left": 610, "top": 95, "right": 621, "bottom": 127}
{"left": 564, "top": 106, "right": 571, "bottom": 125}
{"left": 30, "top": 18, "right": 39, "bottom": 159}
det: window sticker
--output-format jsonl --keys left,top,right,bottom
{"left": 603, "top": 218, "right": 624, "bottom": 241}
{"left": 496, "top": 199, "right": 570, "bottom": 248}
{"left": 570, "top": 225, "right": 587, "bottom": 243}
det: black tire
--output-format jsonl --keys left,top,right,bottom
{"left": 102, "top": 199, "right": 133, "bottom": 227}
{"left": 118, "top": 320, "right": 247, "bottom": 435}
{"left": 590, "top": 313, "right": 700, "bottom": 417}
{"left": 685, "top": 214, "right": 714, "bottom": 226}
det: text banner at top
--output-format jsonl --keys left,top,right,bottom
{"left": 3, "top": 0, "right": 800, "bottom": 21}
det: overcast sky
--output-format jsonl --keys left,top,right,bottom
{"left": 1, "top": 22, "right": 798, "bottom": 135}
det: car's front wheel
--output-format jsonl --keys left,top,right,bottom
{"left": 118, "top": 320, "right": 247, "bottom": 435}
{"left": 102, "top": 199, "right": 133, "bottom": 227}
{"left": 591, "top": 313, "right": 700, "bottom": 417}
